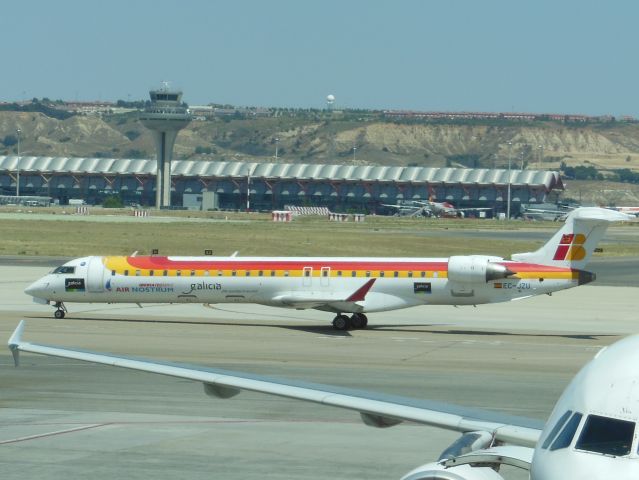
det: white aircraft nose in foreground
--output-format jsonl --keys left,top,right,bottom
{"left": 9, "top": 321, "right": 639, "bottom": 479}
{"left": 25, "top": 207, "right": 630, "bottom": 329}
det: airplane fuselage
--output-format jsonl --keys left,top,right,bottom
{"left": 27, "top": 255, "right": 591, "bottom": 314}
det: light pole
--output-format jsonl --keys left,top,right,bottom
{"left": 246, "top": 164, "right": 255, "bottom": 212}
{"left": 275, "top": 137, "right": 279, "bottom": 160}
{"left": 352, "top": 146, "right": 357, "bottom": 162}
{"left": 538, "top": 145, "right": 543, "bottom": 169}
{"left": 16, "top": 128, "right": 21, "bottom": 197}
{"left": 507, "top": 141, "right": 512, "bottom": 220}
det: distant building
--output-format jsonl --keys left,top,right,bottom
{"left": 0, "top": 156, "right": 564, "bottom": 216}
{"left": 383, "top": 110, "right": 616, "bottom": 123}
{"left": 60, "top": 101, "right": 116, "bottom": 115}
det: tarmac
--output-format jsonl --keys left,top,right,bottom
{"left": 1, "top": 263, "right": 638, "bottom": 479}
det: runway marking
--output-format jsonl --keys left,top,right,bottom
{"left": 0, "top": 423, "right": 106, "bottom": 444}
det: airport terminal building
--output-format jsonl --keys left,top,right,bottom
{"left": 0, "top": 156, "right": 564, "bottom": 215}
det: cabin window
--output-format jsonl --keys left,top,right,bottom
{"left": 576, "top": 415, "right": 635, "bottom": 457}
{"left": 271, "top": 270, "right": 276, "bottom": 277}
{"left": 232, "top": 270, "right": 237, "bottom": 276}
{"left": 176, "top": 270, "right": 182, "bottom": 276}
{"left": 352, "top": 271, "right": 357, "bottom": 277}
{"left": 380, "top": 271, "right": 385, "bottom": 278}
{"left": 258, "top": 270, "right": 264, "bottom": 277}
{"left": 163, "top": 270, "right": 168, "bottom": 276}
{"left": 542, "top": 410, "right": 573, "bottom": 449}
{"left": 124, "top": 270, "right": 129, "bottom": 276}
{"left": 365, "top": 271, "right": 371, "bottom": 278}
{"left": 394, "top": 271, "right": 399, "bottom": 278}
{"left": 204, "top": 270, "right": 210, "bottom": 276}
{"left": 322, "top": 269, "right": 329, "bottom": 277}
{"left": 549, "top": 412, "right": 583, "bottom": 451}
{"left": 218, "top": 270, "right": 223, "bottom": 276}
{"left": 408, "top": 271, "right": 413, "bottom": 278}
{"left": 149, "top": 270, "right": 154, "bottom": 276}
{"left": 284, "top": 271, "right": 290, "bottom": 277}
{"left": 337, "top": 271, "right": 342, "bottom": 277}
{"left": 245, "top": 271, "right": 251, "bottom": 276}
{"left": 304, "top": 270, "right": 311, "bottom": 277}
{"left": 190, "top": 270, "right": 196, "bottom": 276}
{"left": 421, "top": 271, "right": 426, "bottom": 278}
{"left": 135, "top": 270, "right": 141, "bottom": 276}
{"left": 111, "top": 270, "right": 115, "bottom": 276}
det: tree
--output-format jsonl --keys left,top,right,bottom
{"left": 102, "top": 195, "right": 124, "bottom": 208}
{"left": 3, "top": 134, "right": 17, "bottom": 147}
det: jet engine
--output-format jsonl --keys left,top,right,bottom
{"left": 400, "top": 463, "right": 504, "bottom": 480}
{"left": 400, "top": 432, "right": 530, "bottom": 480}
{"left": 447, "top": 256, "right": 514, "bottom": 284}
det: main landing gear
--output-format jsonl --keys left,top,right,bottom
{"left": 53, "top": 302, "right": 67, "bottom": 319}
{"left": 332, "top": 313, "right": 368, "bottom": 331}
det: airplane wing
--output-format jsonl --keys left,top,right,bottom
{"left": 457, "top": 207, "right": 493, "bottom": 212}
{"left": 272, "top": 278, "right": 376, "bottom": 310}
{"left": 8, "top": 321, "right": 542, "bottom": 448}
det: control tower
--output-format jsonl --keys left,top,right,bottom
{"left": 139, "top": 86, "right": 191, "bottom": 208}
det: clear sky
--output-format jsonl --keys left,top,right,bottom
{"left": 2, "top": 0, "right": 637, "bottom": 116}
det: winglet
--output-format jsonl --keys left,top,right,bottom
{"left": 346, "top": 279, "right": 376, "bottom": 302}
{"left": 8, "top": 320, "right": 25, "bottom": 367}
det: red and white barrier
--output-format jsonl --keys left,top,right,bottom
{"left": 133, "top": 210, "right": 149, "bottom": 217}
{"left": 272, "top": 210, "right": 292, "bottom": 222}
{"left": 75, "top": 206, "right": 89, "bottom": 215}
{"left": 328, "top": 213, "right": 349, "bottom": 222}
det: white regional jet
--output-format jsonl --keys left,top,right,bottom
{"left": 8, "top": 320, "right": 639, "bottom": 479}
{"left": 25, "top": 207, "right": 629, "bottom": 330}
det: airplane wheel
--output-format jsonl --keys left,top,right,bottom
{"left": 54, "top": 309, "right": 65, "bottom": 319}
{"left": 332, "top": 314, "right": 351, "bottom": 330}
{"left": 350, "top": 313, "right": 368, "bottom": 329}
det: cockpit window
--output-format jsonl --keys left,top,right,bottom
{"left": 52, "top": 266, "right": 76, "bottom": 274}
{"left": 549, "top": 412, "right": 583, "bottom": 451}
{"left": 542, "top": 410, "right": 573, "bottom": 449}
{"left": 576, "top": 415, "right": 635, "bottom": 457}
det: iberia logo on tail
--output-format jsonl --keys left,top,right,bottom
{"left": 553, "top": 233, "right": 587, "bottom": 261}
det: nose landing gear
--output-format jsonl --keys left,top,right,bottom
{"left": 53, "top": 302, "right": 67, "bottom": 319}
{"left": 332, "top": 313, "right": 368, "bottom": 330}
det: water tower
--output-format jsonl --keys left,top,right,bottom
{"left": 326, "top": 94, "right": 335, "bottom": 111}
{"left": 139, "top": 85, "right": 191, "bottom": 208}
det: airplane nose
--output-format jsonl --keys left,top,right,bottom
{"left": 25, "top": 280, "right": 49, "bottom": 298}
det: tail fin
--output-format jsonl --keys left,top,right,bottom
{"left": 511, "top": 207, "right": 631, "bottom": 269}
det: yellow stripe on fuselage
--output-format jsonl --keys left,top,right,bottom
{"left": 102, "top": 257, "right": 449, "bottom": 279}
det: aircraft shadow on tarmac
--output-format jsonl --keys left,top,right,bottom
{"left": 24, "top": 314, "right": 616, "bottom": 341}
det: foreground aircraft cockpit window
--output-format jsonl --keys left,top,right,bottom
{"left": 541, "top": 410, "right": 573, "bottom": 449}
{"left": 575, "top": 414, "right": 635, "bottom": 457}
{"left": 52, "top": 266, "right": 75, "bottom": 274}
{"left": 549, "top": 412, "right": 583, "bottom": 451}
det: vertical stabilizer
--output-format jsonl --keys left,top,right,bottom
{"left": 511, "top": 207, "right": 631, "bottom": 269}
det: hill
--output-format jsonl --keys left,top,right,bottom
{"left": 2, "top": 111, "right": 639, "bottom": 176}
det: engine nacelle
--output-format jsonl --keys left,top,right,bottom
{"left": 447, "top": 256, "right": 513, "bottom": 284}
{"left": 400, "top": 462, "right": 504, "bottom": 480}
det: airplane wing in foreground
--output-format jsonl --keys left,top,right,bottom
{"left": 8, "top": 321, "right": 542, "bottom": 448}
